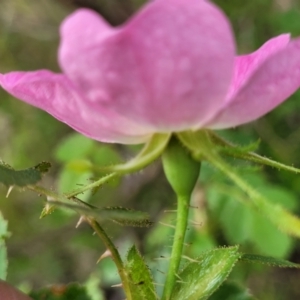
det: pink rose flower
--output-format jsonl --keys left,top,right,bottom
{"left": 1, "top": 0, "right": 300, "bottom": 144}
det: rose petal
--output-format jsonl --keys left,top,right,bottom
{"left": 59, "top": 0, "right": 235, "bottom": 131}
{"left": 226, "top": 34, "right": 290, "bottom": 101}
{"left": 206, "top": 37, "right": 300, "bottom": 129}
{"left": 0, "top": 71, "right": 152, "bottom": 144}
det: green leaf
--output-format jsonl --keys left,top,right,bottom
{"left": 241, "top": 254, "right": 300, "bottom": 268}
{"left": 55, "top": 133, "right": 94, "bottom": 163}
{"left": 0, "top": 212, "right": 9, "bottom": 280}
{"left": 124, "top": 245, "right": 157, "bottom": 300}
{"left": 85, "top": 273, "right": 105, "bottom": 300}
{"left": 91, "top": 145, "right": 121, "bottom": 167}
{"left": 62, "top": 134, "right": 170, "bottom": 198}
{"left": 58, "top": 163, "right": 93, "bottom": 202}
{"left": 208, "top": 281, "right": 255, "bottom": 300}
{"left": 0, "top": 161, "right": 51, "bottom": 187}
{"left": 250, "top": 210, "right": 293, "bottom": 258}
{"left": 103, "top": 133, "right": 171, "bottom": 174}
{"left": 30, "top": 283, "right": 92, "bottom": 300}
{"left": 171, "top": 246, "right": 240, "bottom": 300}
{"left": 47, "top": 200, "right": 153, "bottom": 227}
{"left": 209, "top": 180, "right": 294, "bottom": 258}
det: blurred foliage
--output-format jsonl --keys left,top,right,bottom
{"left": 0, "top": 212, "right": 9, "bottom": 280}
{"left": 0, "top": 0, "right": 300, "bottom": 299}
{"left": 30, "top": 283, "right": 92, "bottom": 300}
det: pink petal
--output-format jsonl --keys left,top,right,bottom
{"left": 59, "top": 0, "right": 235, "bottom": 131}
{"left": 226, "top": 34, "right": 290, "bottom": 101}
{"left": 0, "top": 71, "right": 152, "bottom": 144}
{"left": 207, "top": 36, "right": 300, "bottom": 129}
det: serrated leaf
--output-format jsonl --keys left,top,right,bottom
{"left": 0, "top": 161, "right": 51, "bottom": 187}
{"left": 124, "top": 245, "right": 157, "bottom": 300}
{"left": 48, "top": 200, "right": 153, "bottom": 227}
{"left": 241, "top": 254, "right": 300, "bottom": 268}
{"left": 0, "top": 212, "right": 9, "bottom": 280}
{"left": 29, "top": 283, "right": 92, "bottom": 300}
{"left": 171, "top": 246, "right": 240, "bottom": 300}
{"left": 208, "top": 281, "right": 255, "bottom": 300}
{"left": 104, "top": 207, "right": 153, "bottom": 227}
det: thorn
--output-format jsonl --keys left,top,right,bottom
{"left": 40, "top": 203, "right": 55, "bottom": 218}
{"left": 159, "top": 222, "right": 176, "bottom": 229}
{"left": 182, "top": 255, "right": 200, "bottom": 263}
{"left": 153, "top": 256, "right": 170, "bottom": 261}
{"left": 75, "top": 216, "right": 86, "bottom": 228}
{"left": 175, "top": 273, "right": 184, "bottom": 282}
{"left": 111, "top": 283, "right": 123, "bottom": 288}
{"left": 176, "top": 280, "right": 188, "bottom": 284}
{"left": 46, "top": 196, "right": 54, "bottom": 201}
{"left": 163, "top": 210, "right": 177, "bottom": 213}
{"left": 153, "top": 282, "right": 164, "bottom": 287}
{"left": 189, "top": 205, "right": 199, "bottom": 209}
{"left": 6, "top": 186, "right": 14, "bottom": 198}
{"left": 97, "top": 250, "right": 112, "bottom": 263}
{"left": 156, "top": 269, "right": 165, "bottom": 274}
{"left": 190, "top": 220, "right": 203, "bottom": 226}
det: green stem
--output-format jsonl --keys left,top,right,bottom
{"left": 65, "top": 172, "right": 118, "bottom": 198}
{"left": 87, "top": 218, "right": 132, "bottom": 300}
{"left": 162, "top": 194, "right": 190, "bottom": 300}
{"left": 28, "top": 184, "right": 133, "bottom": 298}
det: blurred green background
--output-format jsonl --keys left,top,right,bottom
{"left": 1, "top": 0, "right": 300, "bottom": 299}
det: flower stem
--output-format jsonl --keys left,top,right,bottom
{"left": 162, "top": 194, "right": 190, "bottom": 300}
{"left": 27, "top": 185, "right": 133, "bottom": 299}
{"left": 87, "top": 218, "right": 132, "bottom": 300}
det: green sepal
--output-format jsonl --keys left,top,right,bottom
{"left": 124, "top": 245, "right": 158, "bottom": 300}
{"left": 171, "top": 246, "right": 240, "bottom": 300}
{"left": 100, "top": 133, "right": 171, "bottom": 174}
{"left": 0, "top": 161, "right": 51, "bottom": 187}
{"left": 211, "top": 133, "right": 261, "bottom": 155}
{"left": 241, "top": 254, "right": 300, "bottom": 268}
{"left": 178, "top": 130, "right": 300, "bottom": 238}
{"left": 210, "top": 131, "right": 300, "bottom": 174}
{"left": 47, "top": 200, "right": 153, "bottom": 227}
